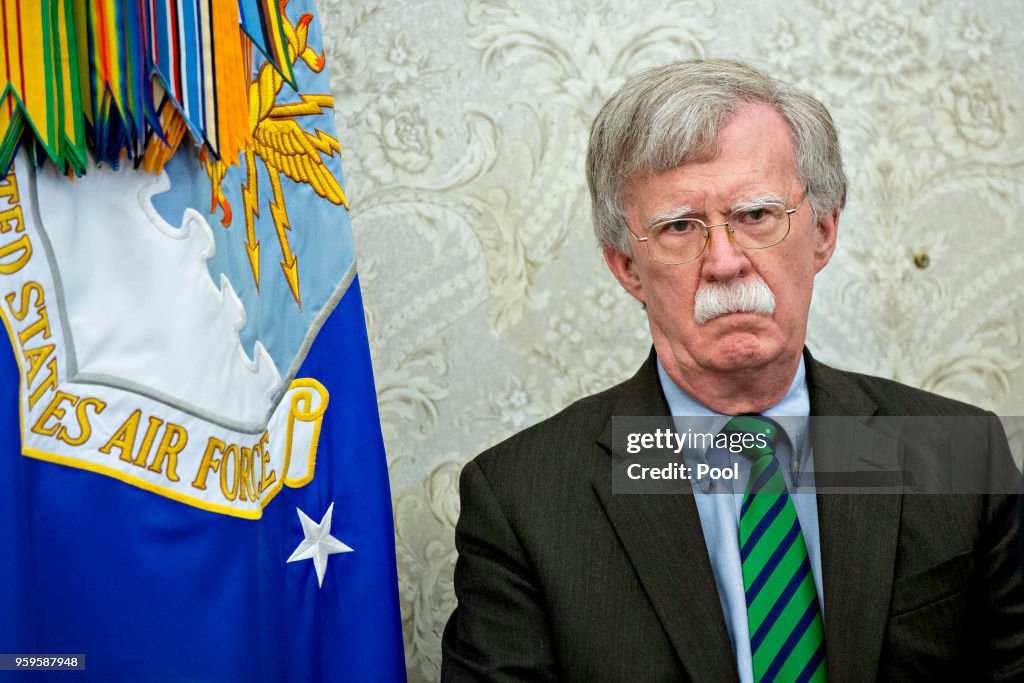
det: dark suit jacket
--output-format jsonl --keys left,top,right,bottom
{"left": 441, "top": 350, "right": 1024, "bottom": 681}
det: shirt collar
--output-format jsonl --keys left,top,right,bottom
{"left": 656, "top": 356, "right": 811, "bottom": 481}
{"left": 656, "top": 355, "right": 809, "bottom": 418}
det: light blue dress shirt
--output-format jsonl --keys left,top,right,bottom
{"left": 657, "top": 357, "right": 823, "bottom": 683}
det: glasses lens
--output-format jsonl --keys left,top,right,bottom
{"left": 728, "top": 204, "right": 790, "bottom": 249}
{"left": 648, "top": 219, "right": 706, "bottom": 264}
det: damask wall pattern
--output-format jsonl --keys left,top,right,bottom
{"left": 316, "top": 1, "right": 1024, "bottom": 679}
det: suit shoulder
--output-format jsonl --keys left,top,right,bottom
{"left": 823, "top": 364, "right": 992, "bottom": 417}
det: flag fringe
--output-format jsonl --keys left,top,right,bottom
{"left": 0, "top": 0, "right": 298, "bottom": 178}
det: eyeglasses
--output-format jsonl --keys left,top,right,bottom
{"left": 630, "top": 197, "right": 804, "bottom": 265}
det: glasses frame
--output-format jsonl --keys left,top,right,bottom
{"left": 630, "top": 196, "right": 805, "bottom": 265}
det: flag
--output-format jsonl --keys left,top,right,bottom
{"left": 0, "top": 1, "right": 406, "bottom": 680}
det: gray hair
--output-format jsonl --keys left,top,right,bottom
{"left": 586, "top": 58, "right": 847, "bottom": 254}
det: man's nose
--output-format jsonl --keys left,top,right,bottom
{"left": 699, "top": 223, "right": 751, "bottom": 282}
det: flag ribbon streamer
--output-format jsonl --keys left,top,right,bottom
{"left": 0, "top": 0, "right": 297, "bottom": 177}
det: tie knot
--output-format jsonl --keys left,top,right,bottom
{"left": 722, "top": 415, "right": 779, "bottom": 459}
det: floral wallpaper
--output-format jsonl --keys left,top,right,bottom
{"left": 317, "top": 0, "right": 1024, "bottom": 679}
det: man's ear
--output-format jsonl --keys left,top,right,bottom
{"left": 603, "top": 245, "right": 645, "bottom": 305}
{"left": 813, "top": 208, "right": 840, "bottom": 274}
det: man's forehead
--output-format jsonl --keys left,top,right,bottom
{"left": 622, "top": 108, "right": 800, "bottom": 218}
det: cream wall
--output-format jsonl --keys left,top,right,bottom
{"left": 318, "top": 0, "right": 1024, "bottom": 679}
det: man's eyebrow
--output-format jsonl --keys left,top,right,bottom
{"left": 643, "top": 194, "right": 788, "bottom": 229}
{"left": 730, "top": 194, "right": 786, "bottom": 212}
{"left": 644, "top": 205, "right": 696, "bottom": 230}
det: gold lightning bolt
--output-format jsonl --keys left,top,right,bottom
{"left": 201, "top": 5, "right": 345, "bottom": 308}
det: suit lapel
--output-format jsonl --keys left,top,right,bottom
{"left": 805, "top": 353, "right": 902, "bottom": 682}
{"left": 592, "top": 353, "right": 738, "bottom": 681}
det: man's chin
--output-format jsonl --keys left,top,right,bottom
{"left": 697, "top": 325, "right": 783, "bottom": 371}
{"left": 702, "top": 345, "right": 777, "bottom": 373}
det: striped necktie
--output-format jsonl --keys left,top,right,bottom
{"left": 724, "top": 416, "right": 826, "bottom": 683}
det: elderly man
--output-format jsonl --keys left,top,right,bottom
{"left": 441, "top": 59, "right": 1024, "bottom": 681}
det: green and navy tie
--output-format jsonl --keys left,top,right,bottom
{"left": 724, "top": 416, "right": 826, "bottom": 683}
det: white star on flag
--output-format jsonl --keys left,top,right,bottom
{"left": 287, "top": 502, "right": 353, "bottom": 588}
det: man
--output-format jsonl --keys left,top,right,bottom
{"left": 441, "top": 59, "right": 1024, "bottom": 681}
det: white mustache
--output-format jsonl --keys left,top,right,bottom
{"left": 694, "top": 278, "right": 776, "bottom": 325}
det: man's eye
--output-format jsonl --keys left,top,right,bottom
{"left": 661, "top": 220, "right": 700, "bottom": 235}
{"left": 734, "top": 205, "right": 786, "bottom": 225}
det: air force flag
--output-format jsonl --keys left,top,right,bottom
{"left": 0, "top": 2, "right": 406, "bottom": 680}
